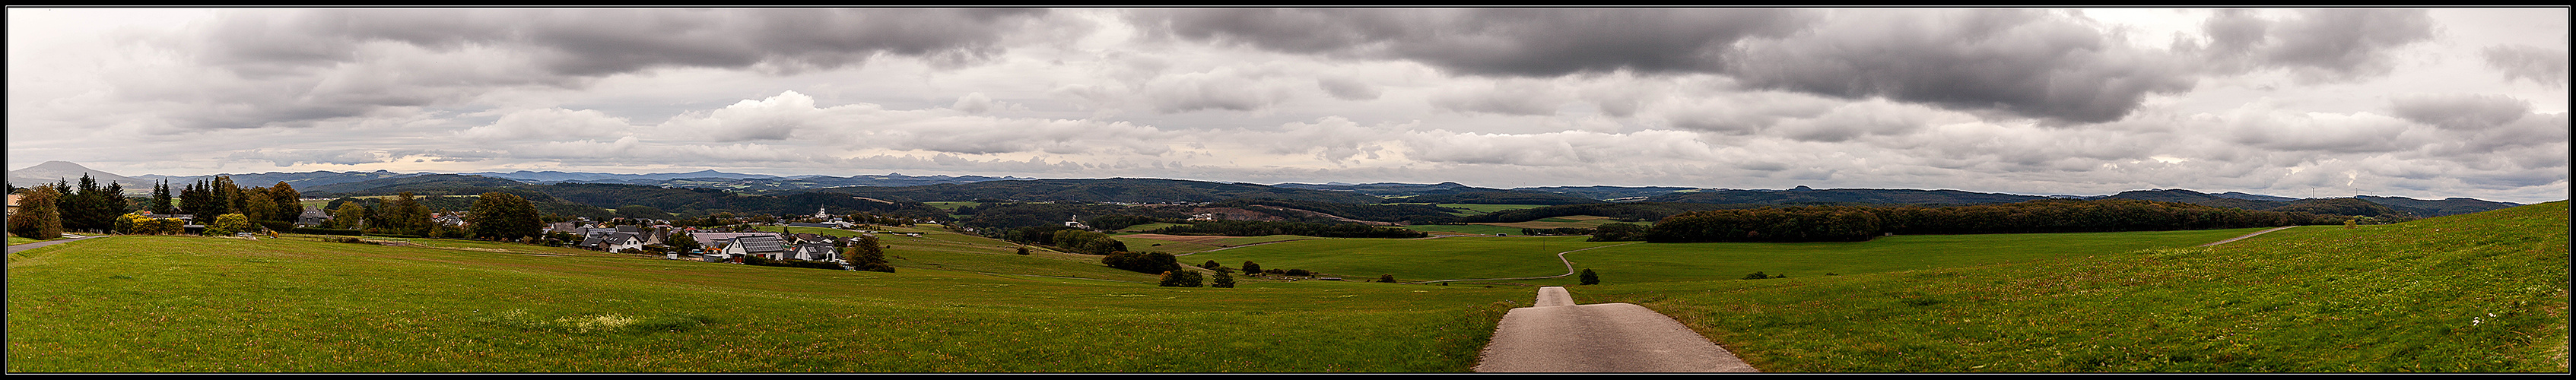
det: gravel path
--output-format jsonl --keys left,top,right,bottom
{"left": 2200, "top": 226, "right": 2301, "bottom": 247}
{"left": 1475, "top": 287, "right": 1758, "bottom": 372}
{"left": 5, "top": 236, "right": 104, "bottom": 255}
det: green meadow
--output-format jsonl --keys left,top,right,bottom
{"left": 8, "top": 201, "right": 2563, "bottom": 372}
{"left": 1576, "top": 201, "right": 2571, "bottom": 372}
{"left": 7, "top": 234, "right": 1523, "bottom": 372}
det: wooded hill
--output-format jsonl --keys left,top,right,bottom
{"left": 805, "top": 178, "right": 1387, "bottom": 204}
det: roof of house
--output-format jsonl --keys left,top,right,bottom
{"left": 728, "top": 236, "right": 785, "bottom": 253}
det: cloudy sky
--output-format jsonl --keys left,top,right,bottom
{"left": 8, "top": 8, "right": 2568, "bottom": 203}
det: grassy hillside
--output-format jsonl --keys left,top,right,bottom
{"left": 1189, "top": 228, "right": 2262, "bottom": 287}
{"left": 7, "top": 233, "right": 1526, "bottom": 372}
{"left": 1577, "top": 201, "right": 2569, "bottom": 372}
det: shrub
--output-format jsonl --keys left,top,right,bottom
{"left": 1284, "top": 268, "right": 1310, "bottom": 277}
{"left": 1579, "top": 269, "right": 1599, "bottom": 285}
{"left": 1211, "top": 271, "right": 1236, "bottom": 288}
{"left": 1158, "top": 271, "right": 1204, "bottom": 287}
{"left": 1377, "top": 274, "right": 1397, "bottom": 283}
{"left": 1103, "top": 251, "right": 1180, "bottom": 274}
{"left": 1742, "top": 271, "right": 1771, "bottom": 280}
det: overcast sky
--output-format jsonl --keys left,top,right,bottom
{"left": 8, "top": 8, "right": 2568, "bottom": 203}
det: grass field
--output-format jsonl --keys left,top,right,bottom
{"left": 1431, "top": 204, "right": 1550, "bottom": 215}
{"left": 1188, "top": 228, "right": 2264, "bottom": 287}
{"left": 5, "top": 233, "right": 1526, "bottom": 372}
{"left": 9, "top": 201, "right": 2562, "bottom": 372}
{"left": 1575, "top": 201, "right": 2571, "bottom": 372}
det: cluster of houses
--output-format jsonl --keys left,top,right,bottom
{"left": 548, "top": 208, "right": 923, "bottom": 265}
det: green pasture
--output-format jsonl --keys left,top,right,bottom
{"left": 1434, "top": 204, "right": 1550, "bottom": 215}
{"left": 6, "top": 233, "right": 1526, "bottom": 372}
{"left": 1401, "top": 224, "right": 1523, "bottom": 236}
{"left": 1577, "top": 201, "right": 2570, "bottom": 372}
{"left": 1190, "top": 228, "right": 2266, "bottom": 287}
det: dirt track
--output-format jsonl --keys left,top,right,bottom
{"left": 1475, "top": 287, "right": 1758, "bottom": 372}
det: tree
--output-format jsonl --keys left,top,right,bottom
{"left": 1579, "top": 269, "right": 1600, "bottom": 285}
{"left": 151, "top": 180, "right": 173, "bottom": 214}
{"left": 1377, "top": 274, "right": 1397, "bottom": 283}
{"left": 330, "top": 201, "right": 369, "bottom": 230}
{"left": 208, "top": 214, "right": 254, "bottom": 236}
{"left": 465, "top": 192, "right": 542, "bottom": 242}
{"left": 376, "top": 192, "right": 431, "bottom": 236}
{"left": 10, "top": 186, "right": 64, "bottom": 239}
{"left": 667, "top": 230, "right": 701, "bottom": 255}
{"left": 1104, "top": 252, "right": 1180, "bottom": 274}
{"left": 1200, "top": 260, "right": 1221, "bottom": 270}
{"left": 846, "top": 234, "right": 894, "bottom": 272}
{"left": 1158, "top": 271, "right": 1204, "bottom": 287}
{"left": 1015, "top": 245, "right": 1031, "bottom": 255}
{"left": 267, "top": 182, "right": 301, "bottom": 225}
{"left": 1240, "top": 261, "right": 1263, "bottom": 277}
{"left": 1211, "top": 271, "right": 1236, "bottom": 288}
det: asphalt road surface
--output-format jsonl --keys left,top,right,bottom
{"left": 1475, "top": 287, "right": 1758, "bottom": 372}
{"left": 5, "top": 235, "right": 102, "bottom": 255}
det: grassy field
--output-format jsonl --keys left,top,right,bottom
{"left": 10, "top": 201, "right": 2561, "bottom": 372}
{"left": 1188, "top": 228, "right": 2264, "bottom": 287}
{"left": 8, "top": 236, "right": 40, "bottom": 245}
{"left": 1401, "top": 224, "right": 1524, "bottom": 236}
{"left": 5, "top": 233, "right": 1527, "bottom": 372}
{"left": 1432, "top": 204, "right": 1550, "bottom": 215}
{"left": 1574, "top": 201, "right": 2571, "bottom": 372}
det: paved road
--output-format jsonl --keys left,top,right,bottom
{"left": 2200, "top": 226, "right": 2300, "bottom": 247}
{"left": 1475, "top": 287, "right": 1758, "bottom": 372}
{"left": 6, "top": 235, "right": 104, "bottom": 255}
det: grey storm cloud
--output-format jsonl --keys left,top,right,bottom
{"left": 144, "top": 8, "right": 1048, "bottom": 131}
{"left": 1136, "top": 8, "right": 1815, "bottom": 77}
{"left": 1725, "top": 9, "right": 2200, "bottom": 125}
{"left": 195, "top": 8, "right": 1045, "bottom": 76}
{"left": 1144, "top": 8, "right": 2209, "bottom": 125}
{"left": 2389, "top": 93, "right": 2530, "bottom": 131}
{"left": 2482, "top": 44, "right": 2570, "bottom": 87}
{"left": 2194, "top": 8, "right": 2437, "bottom": 82}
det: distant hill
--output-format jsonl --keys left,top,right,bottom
{"left": 8, "top": 161, "right": 152, "bottom": 189}
{"left": 1510, "top": 185, "right": 1700, "bottom": 201}
{"left": 808, "top": 178, "right": 1386, "bottom": 204}
{"left": 1272, "top": 182, "right": 1501, "bottom": 197}
{"left": 297, "top": 174, "right": 532, "bottom": 196}
{"left": 1393, "top": 191, "right": 1606, "bottom": 205}
{"left": 1642, "top": 186, "right": 2050, "bottom": 205}
{"left": 134, "top": 170, "right": 426, "bottom": 190}
{"left": 2355, "top": 195, "right": 2524, "bottom": 217}
{"left": 2101, "top": 189, "right": 2290, "bottom": 211}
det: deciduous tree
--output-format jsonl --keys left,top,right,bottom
{"left": 10, "top": 186, "right": 64, "bottom": 239}
{"left": 465, "top": 192, "right": 542, "bottom": 242}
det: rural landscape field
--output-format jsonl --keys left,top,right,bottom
{"left": 8, "top": 7, "right": 2568, "bottom": 373}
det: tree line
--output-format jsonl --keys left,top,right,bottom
{"left": 1144, "top": 220, "right": 1428, "bottom": 239}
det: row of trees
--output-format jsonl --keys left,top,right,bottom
{"left": 1143, "top": 220, "right": 1428, "bottom": 239}
{"left": 174, "top": 176, "right": 305, "bottom": 232}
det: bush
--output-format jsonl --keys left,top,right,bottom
{"left": 1377, "top": 274, "right": 1396, "bottom": 283}
{"left": 1283, "top": 268, "right": 1311, "bottom": 277}
{"left": 1579, "top": 269, "right": 1599, "bottom": 285}
{"left": 1158, "top": 271, "right": 1204, "bottom": 287}
{"left": 1742, "top": 271, "right": 1771, "bottom": 280}
{"left": 1103, "top": 252, "right": 1180, "bottom": 274}
{"left": 1211, "top": 271, "right": 1236, "bottom": 288}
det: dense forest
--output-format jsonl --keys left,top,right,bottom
{"left": 1456, "top": 202, "right": 1746, "bottom": 223}
{"left": 1145, "top": 220, "right": 1430, "bottom": 239}
{"left": 807, "top": 178, "right": 1386, "bottom": 204}
{"left": 1391, "top": 191, "right": 1606, "bottom": 205}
